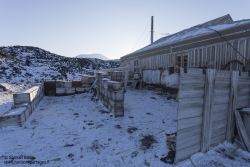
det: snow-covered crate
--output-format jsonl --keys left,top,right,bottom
{"left": 65, "top": 87, "right": 75, "bottom": 95}
{"left": 13, "top": 86, "right": 40, "bottom": 105}
{"left": 63, "top": 81, "right": 72, "bottom": 88}
{"left": 11, "top": 103, "right": 32, "bottom": 117}
{"left": 0, "top": 107, "right": 28, "bottom": 128}
{"left": 72, "top": 81, "right": 82, "bottom": 87}
{"left": 56, "top": 80, "right": 64, "bottom": 88}
{"left": 56, "top": 88, "right": 66, "bottom": 96}
{"left": 76, "top": 87, "right": 85, "bottom": 93}
{"left": 88, "top": 76, "right": 96, "bottom": 84}
{"left": 108, "top": 99, "right": 124, "bottom": 107}
{"left": 84, "top": 87, "right": 91, "bottom": 92}
{"left": 110, "top": 90, "right": 124, "bottom": 101}
{"left": 82, "top": 83, "right": 91, "bottom": 88}
{"left": 102, "top": 78, "right": 110, "bottom": 89}
{"left": 81, "top": 75, "right": 89, "bottom": 83}
{"left": 44, "top": 80, "right": 56, "bottom": 90}
{"left": 107, "top": 105, "right": 124, "bottom": 117}
{"left": 107, "top": 81, "right": 122, "bottom": 91}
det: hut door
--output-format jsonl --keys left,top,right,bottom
{"left": 175, "top": 53, "right": 188, "bottom": 71}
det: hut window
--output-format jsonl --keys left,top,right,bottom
{"left": 134, "top": 59, "right": 139, "bottom": 72}
{"left": 176, "top": 53, "right": 188, "bottom": 71}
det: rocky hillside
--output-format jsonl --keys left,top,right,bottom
{"left": 0, "top": 46, "right": 120, "bottom": 84}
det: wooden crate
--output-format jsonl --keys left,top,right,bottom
{"left": 0, "top": 107, "right": 28, "bottom": 128}
{"left": 44, "top": 80, "right": 56, "bottom": 90}
{"left": 72, "top": 81, "right": 82, "bottom": 87}
{"left": 13, "top": 86, "right": 40, "bottom": 105}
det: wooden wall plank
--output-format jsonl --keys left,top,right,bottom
{"left": 175, "top": 143, "right": 200, "bottom": 163}
{"left": 177, "top": 106, "right": 203, "bottom": 119}
{"left": 201, "top": 69, "right": 215, "bottom": 152}
{"left": 212, "top": 119, "right": 227, "bottom": 130}
{"left": 177, "top": 125, "right": 202, "bottom": 139}
{"left": 178, "top": 97, "right": 203, "bottom": 109}
{"left": 176, "top": 134, "right": 201, "bottom": 151}
{"left": 178, "top": 116, "right": 202, "bottom": 130}
{"left": 226, "top": 71, "right": 239, "bottom": 141}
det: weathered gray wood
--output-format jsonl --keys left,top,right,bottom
{"left": 212, "top": 118, "right": 227, "bottom": 129}
{"left": 177, "top": 116, "right": 202, "bottom": 130}
{"left": 235, "top": 110, "right": 250, "bottom": 151}
{"left": 236, "top": 101, "right": 249, "bottom": 109}
{"left": 212, "top": 109, "right": 228, "bottom": 122}
{"left": 176, "top": 134, "right": 201, "bottom": 151}
{"left": 174, "top": 143, "right": 200, "bottom": 163}
{"left": 124, "top": 69, "right": 128, "bottom": 91}
{"left": 226, "top": 71, "right": 239, "bottom": 141}
{"left": 213, "top": 103, "right": 228, "bottom": 112}
{"left": 177, "top": 106, "right": 203, "bottom": 119}
{"left": 177, "top": 125, "right": 202, "bottom": 139}
{"left": 201, "top": 69, "right": 215, "bottom": 153}
{"left": 239, "top": 109, "right": 250, "bottom": 137}
{"left": 178, "top": 97, "right": 203, "bottom": 109}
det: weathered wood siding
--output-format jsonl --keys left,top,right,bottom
{"left": 175, "top": 68, "right": 250, "bottom": 163}
{"left": 122, "top": 37, "right": 250, "bottom": 72}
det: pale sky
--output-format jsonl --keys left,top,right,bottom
{"left": 1, "top": 0, "right": 250, "bottom": 59}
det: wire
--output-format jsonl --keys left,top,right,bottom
{"left": 154, "top": 31, "right": 170, "bottom": 36}
{"left": 132, "top": 19, "right": 151, "bottom": 50}
{"left": 136, "top": 32, "right": 150, "bottom": 49}
{"left": 205, "top": 27, "right": 250, "bottom": 64}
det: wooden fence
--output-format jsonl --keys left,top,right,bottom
{"left": 175, "top": 68, "right": 250, "bottom": 163}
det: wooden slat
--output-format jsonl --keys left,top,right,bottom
{"left": 177, "top": 106, "right": 203, "bottom": 119}
{"left": 177, "top": 116, "right": 202, "bottom": 130}
{"left": 178, "top": 87, "right": 204, "bottom": 99}
{"left": 212, "top": 119, "right": 227, "bottom": 130}
{"left": 214, "top": 87, "right": 230, "bottom": 96}
{"left": 177, "top": 125, "right": 202, "bottom": 139}
{"left": 176, "top": 134, "right": 201, "bottom": 151}
{"left": 212, "top": 109, "right": 228, "bottom": 121}
{"left": 201, "top": 69, "right": 215, "bottom": 153}
{"left": 213, "top": 103, "right": 228, "bottom": 112}
{"left": 178, "top": 97, "right": 203, "bottom": 109}
{"left": 236, "top": 100, "right": 249, "bottom": 109}
{"left": 174, "top": 143, "right": 200, "bottom": 163}
{"left": 235, "top": 110, "right": 250, "bottom": 151}
{"left": 214, "top": 95, "right": 229, "bottom": 105}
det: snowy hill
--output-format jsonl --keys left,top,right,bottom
{"left": 0, "top": 46, "right": 120, "bottom": 84}
{"left": 76, "top": 53, "right": 110, "bottom": 60}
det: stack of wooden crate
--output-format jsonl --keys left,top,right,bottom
{"left": 97, "top": 72, "right": 124, "bottom": 117}
{"left": 44, "top": 76, "right": 95, "bottom": 96}
{"left": 0, "top": 83, "right": 44, "bottom": 128}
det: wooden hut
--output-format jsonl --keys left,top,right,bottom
{"left": 120, "top": 14, "right": 250, "bottom": 86}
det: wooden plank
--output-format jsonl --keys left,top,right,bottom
{"left": 178, "top": 97, "right": 203, "bottom": 109}
{"left": 179, "top": 68, "right": 204, "bottom": 77}
{"left": 237, "top": 95, "right": 250, "bottom": 102}
{"left": 235, "top": 110, "right": 250, "bottom": 151}
{"left": 226, "top": 71, "right": 239, "bottom": 141}
{"left": 178, "top": 87, "right": 204, "bottom": 98}
{"left": 177, "top": 106, "right": 203, "bottom": 119}
{"left": 211, "top": 132, "right": 226, "bottom": 146}
{"left": 201, "top": 69, "right": 215, "bottom": 153}
{"left": 211, "top": 126, "right": 227, "bottom": 139}
{"left": 177, "top": 116, "right": 202, "bottom": 130}
{"left": 214, "top": 88, "right": 230, "bottom": 96}
{"left": 174, "top": 143, "right": 200, "bottom": 163}
{"left": 236, "top": 100, "right": 249, "bottom": 109}
{"left": 176, "top": 134, "right": 201, "bottom": 151}
{"left": 177, "top": 125, "right": 202, "bottom": 139}
{"left": 213, "top": 95, "right": 229, "bottom": 105}
{"left": 213, "top": 103, "right": 228, "bottom": 112}
{"left": 212, "top": 109, "right": 228, "bottom": 122}
{"left": 212, "top": 118, "right": 227, "bottom": 130}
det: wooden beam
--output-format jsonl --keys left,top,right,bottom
{"left": 201, "top": 69, "right": 215, "bottom": 152}
{"left": 226, "top": 71, "right": 239, "bottom": 141}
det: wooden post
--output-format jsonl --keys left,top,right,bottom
{"left": 124, "top": 69, "right": 128, "bottom": 92}
{"left": 151, "top": 16, "right": 153, "bottom": 44}
{"left": 139, "top": 67, "right": 142, "bottom": 89}
{"left": 201, "top": 69, "right": 215, "bottom": 152}
{"left": 226, "top": 71, "right": 239, "bottom": 141}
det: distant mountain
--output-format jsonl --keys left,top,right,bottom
{"left": 0, "top": 46, "right": 120, "bottom": 84}
{"left": 76, "top": 53, "right": 110, "bottom": 60}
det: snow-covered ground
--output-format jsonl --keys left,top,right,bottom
{"left": 0, "top": 85, "right": 250, "bottom": 167}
